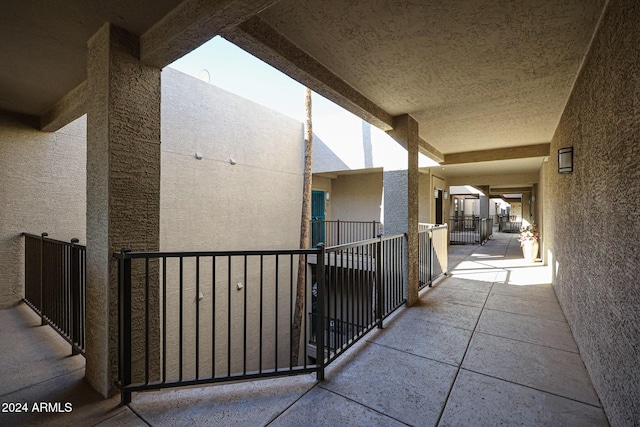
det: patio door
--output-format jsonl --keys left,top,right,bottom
{"left": 311, "top": 190, "right": 325, "bottom": 246}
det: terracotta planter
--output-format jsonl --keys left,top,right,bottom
{"left": 521, "top": 240, "right": 539, "bottom": 262}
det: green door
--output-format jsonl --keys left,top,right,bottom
{"left": 311, "top": 190, "right": 325, "bottom": 246}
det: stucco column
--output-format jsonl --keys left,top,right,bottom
{"left": 86, "top": 23, "right": 161, "bottom": 397}
{"left": 384, "top": 115, "right": 419, "bottom": 306}
{"left": 478, "top": 185, "right": 490, "bottom": 219}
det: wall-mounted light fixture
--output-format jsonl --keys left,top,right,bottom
{"left": 229, "top": 158, "right": 237, "bottom": 165}
{"left": 325, "top": 192, "right": 331, "bottom": 201}
{"left": 195, "top": 152, "right": 203, "bottom": 160}
{"left": 443, "top": 190, "right": 449, "bottom": 200}
{"left": 558, "top": 147, "right": 573, "bottom": 174}
{"left": 434, "top": 188, "right": 439, "bottom": 198}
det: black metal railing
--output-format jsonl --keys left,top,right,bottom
{"left": 115, "top": 232, "right": 411, "bottom": 403}
{"left": 448, "top": 216, "right": 479, "bottom": 245}
{"left": 23, "top": 233, "right": 86, "bottom": 356}
{"left": 448, "top": 216, "right": 494, "bottom": 245}
{"left": 310, "top": 220, "right": 382, "bottom": 247}
{"left": 114, "top": 247, "right": 323, "bottom": 404}
{"left": 498, "top": 215, "right": 522, "bottom": 232}
{"left": 321, "top": 233, "right": 405, "bottom": 366}
{"left": 418, "top": 225, "right": 448, "bottom": 290}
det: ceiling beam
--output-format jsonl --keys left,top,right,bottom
{"left": 40, "top": 81, "right": 87, "bottom": 132}
{"left": 223, "top": 16, "right": 394, "bottom": 132}
{"left": 226, "top": 19, "right": 445, "bottom": 162}
{"left": 490, "top": 186, "right": 533, "bottom": 195}
{"left": 419, "top": 137, "right": 444, "bottom": 163}
{"left": 448, "top": 172, "right": 539, "bottom": 187}
{"left": 141, "top": 0, "right": 279, "bottom": 69}
{"left": 443, "top": 143, "right": 550, "bottom": 165}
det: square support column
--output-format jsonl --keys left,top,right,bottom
{"left": 86, "top": 23, "right": 161, "bottom": 397}
{"left": 385, "top": 115, "right": 420, "bottom": 306}
{"left": 478, "top": 185, "right": 490, "bottom": 219}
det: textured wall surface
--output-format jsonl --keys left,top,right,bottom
{"left": 331, "top": 172, "right": 382, "bottom": 223}
{"left": 0, "top": 113, "right": 86, "bottom": 307}
{"left": 86, "top": 24, "right": 162, "bottom": 397}
{"left": 545, "top": 0, "right": 640, "bottom": 425}
{"left": 160, "top": 67, "right": 303, "bottom": 252}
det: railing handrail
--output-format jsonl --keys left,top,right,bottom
{"left": 323, "top": 232, "right": 404, "bottom": 252}
{"left": 22, "top": 232, "right": 86, "bottom": 248}
{"left": 418, "top": 224, "right": 448, "bottom": 231}
{"left": 310, "top": 219, "right": 380, "bottom": 224}
{"left": 113, "top": 247, "right": 319, "bottom": 259}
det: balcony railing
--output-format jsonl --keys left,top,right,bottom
{"left": 113, "top": 247, "right": 320, "bottom": 404}
{"left": 498, "top": 215, "right": 522, "bottom": 232}
{"left": 113, "top": 228, "right": 447, "bottom": 403}
{"left": 320, "top": 234, "right": 405, "bottom": 366}
{"left": 418, "top": 224, "right": 448, "bottom": 290}
{"left": 310, "top": 220, "right": 382, "bottom": 247}
{"left": 448, "top": 216, "right": 493, "bottom": 245}
{"left": 23, "top": 233, "right": 86, "bottom": 356}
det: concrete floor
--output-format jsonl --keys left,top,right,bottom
{"left": 0, "top": 231, "right": 610, "bottom": 426}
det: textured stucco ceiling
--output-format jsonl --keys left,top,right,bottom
{"left": 0, "top": 0, "right": 185, "bottom": 116}
{"left": 0, "top": 0, "right": 606, "bottom": 181}
{"left": 259, "top": 0, "right": 605, "bottom": 155}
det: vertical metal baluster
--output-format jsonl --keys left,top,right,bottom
{"left": 196, "top": 256, "right": 200, "bottom": 380}
{"left": 179, "top": 257, "right": 184, "bottom": 382}
{"left": 243, "top": 255, "right": 248, "bottom": 375}
{"left": 227, "top": 256, "right": 232, "bottom": 377}
{"left": 289, "top": 254, "right": 293, "bottom": 370}
{"left": 315, "top": 244, "right": 325, "bottom": 381}
{"left": 119, "top": 248, "right": 132, "bottom": 405}
{"left": 145, "top": 258, "right": 150, "bottom": 385}
{"left": 162, "top": 257, "right": 167, "bottom": 384}
{"left": 274, "top": 254, "right": 279, "bottom": 371}
{"left": 70, "top": 240, "right": 79, "bottom": 355}
{"left": 211, "top": 256, "right": 216, "bottom": 379}
{"left": 303, "top": 253, "right": 308, "bottom": 369}
{"left": 259, "top": 255, "right": 263, "bottom": 373}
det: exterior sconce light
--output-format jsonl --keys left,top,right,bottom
{"left": 434, "top": 188, "right": 439, "bottom": 198}
{"left": 558, "top": 147, "right": 573, "bottom": 174}
{"left": 229, "top": 158, "right": 237, "bottom": 165}
{"left": 195, "top": 152, "right": 203, "bottom": 160}
{"left": 325, "top": 192, "right": 331, "bottom": 201}
{"left": 443, "top": 191, "right": 449, "bottom": 200}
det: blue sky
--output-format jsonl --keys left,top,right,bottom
{"left": 168, "top": 36, "right": 346, "bottom": 122}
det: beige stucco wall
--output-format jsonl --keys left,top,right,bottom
{"left": 418, "top": 172, "right": 431, "bottom": 223}
{"left": 0, "top": 113, "right": 86, "bottom": 307}
{"left": 158, "top": 68, "right": 306, "bottom": 377}
{"left": 544, "top": 0, "right": 640, "bottom": 425}
{"left": 161, "top": 68, "right": 304, "bottom": 252}
{"left": 330, "top": 172, "right": 383, "bottom": 222}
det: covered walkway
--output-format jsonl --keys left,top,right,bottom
{"left": 0, "top": 232, "right": 608, "bottom": 426}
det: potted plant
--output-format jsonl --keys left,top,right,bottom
{"left": 519, "top": 224, "right": 539, "bottom": 262}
